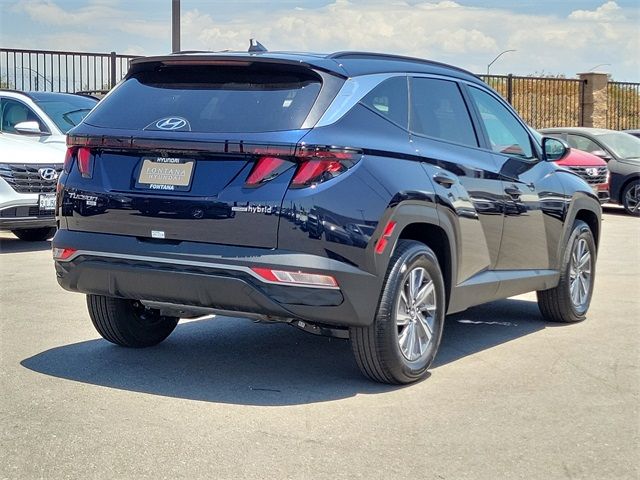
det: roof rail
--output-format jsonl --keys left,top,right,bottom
{"left": 328, "top": 51, "right": 478, "bottom": 78}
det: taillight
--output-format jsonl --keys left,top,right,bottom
{"left": 245, "top": 156, "right": 288, "bottom": 187}
{"left": 63, "top": 148, "right": 74, "bottom": 173}
{"left": 77, "top": 147, "right": 93, "bottom": 178}
{"left": 243, "top": 146, "right": 360, "bottom": 188}
{"left": 290, "top": 147, "right": 361, "bottom": 189}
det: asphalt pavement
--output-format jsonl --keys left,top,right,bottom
{"left": 1, "top": 207, "right": 638, "bottom": 479}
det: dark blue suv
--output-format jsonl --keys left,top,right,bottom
{"left": 53, "top": 51, "right": 601, "bottom": 384}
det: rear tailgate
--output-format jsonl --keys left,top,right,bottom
{"left": 61, "top": 60, "right": 342, "bottom": 248}
{"left": 62, "top": 132, "right": 303, "bottom": 248}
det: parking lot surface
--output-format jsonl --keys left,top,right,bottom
{"left": 1, "top": 208, "right": 638, "bottom": 480}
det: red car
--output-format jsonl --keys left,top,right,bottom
{"left": 556, "top": 148, "right": 609, "bottom": 204}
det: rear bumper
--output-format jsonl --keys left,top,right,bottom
{"left": 53, "top": 229, "right": 380, "bottom": 327}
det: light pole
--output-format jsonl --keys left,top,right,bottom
{"left": 588, "top": 63, "right": 611, "bottom": 72}
{"left": 487, "top": 49, "right": 516, "bottom": 75}
{"left": 172, "top": 0, "right": 181, "bottom": 53}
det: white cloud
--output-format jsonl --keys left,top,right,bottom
{"left": 569, "top": 1, "right": 624, "bottom": 21}
{"left": 8, "top": 0, "right": 640, "bottom": 81}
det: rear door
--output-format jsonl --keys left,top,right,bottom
{"left": 408, "top": 76, "right": 505, "bottom": 282}
{"left": 62, "top": 62, "right": 332, "bottom": 248}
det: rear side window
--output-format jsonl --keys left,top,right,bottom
{"left": 409, "top": 78, "right": 478, "bottom": 147}
{"left": 360, "top": 76, "right": 408, "bottom": 129}
{"left": 83, "top": 65, "right": 322, "bottom": 133}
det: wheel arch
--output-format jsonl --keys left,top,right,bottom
{"left": 561, "top": 194, "right": 602, "bottom": 263}
{"left": 396, "top": 222, "right": 454, "bottom": 311}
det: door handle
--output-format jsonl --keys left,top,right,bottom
{"left": 433, "top": 174, "right": 455, "bottom": 188}
{"left": 504, "top": 185, "right": 522, "bottom": 199}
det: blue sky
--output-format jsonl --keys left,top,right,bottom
{"left": 2, "top": 0, "right": 639, "bottom": 80}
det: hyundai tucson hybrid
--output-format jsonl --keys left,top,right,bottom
{"left": 53, "top": 51, "right": 601, "bottom": 384}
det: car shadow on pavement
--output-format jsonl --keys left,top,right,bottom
{"left": 602, "top": 205, "right": 627, "bottom": 217}
{"left": 0, "top": 237, "right": 51, "bottom": 254}
{"left": 21, "top": 298, "right": 552, "bottom": 406}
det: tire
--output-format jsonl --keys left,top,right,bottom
{"left": 537, "top": 220, "right": 596, "bottom": 323}
{"left": 621, "top": 179, "right": 640, "bottom": 216}
{"left": 87, "top": 295, "right": 179, "bottom": 348}
{"left": 11, "top": 227, "right": 56, "bottom": 242}
{"left": 350, "top": 240, "right": 446, "bottom": 384}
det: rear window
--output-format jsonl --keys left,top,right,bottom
{"left": 83, "top": 65, "right": 322, "bottom": 133}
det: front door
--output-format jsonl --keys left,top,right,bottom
{"left": 465, "top": 86, "right": 564, "bottom": 271}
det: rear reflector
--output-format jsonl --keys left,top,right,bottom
{"left": 251, "top": 267, "right": 339, "bottom": 288}
{"left": 53, "top": 247, "right": 77, "bottom": 261}
{"left": 375, "top": 221, "right": 397, "bottom": 255}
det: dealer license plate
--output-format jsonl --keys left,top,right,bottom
{"left": 136, "top": 157, "right": 195, "bottom": 192}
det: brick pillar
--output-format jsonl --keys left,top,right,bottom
{"left": 578, "top": 72, "right": 608, "bottom": 128}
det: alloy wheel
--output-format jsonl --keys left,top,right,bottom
{"left": 569, "top": 238, "right": 592, "bottom": 310}
{"left": 396, "top": 267, "right": 437, "bottom": 361}
{"left": 624, "top": 183, "right": 640, "bottom": 214}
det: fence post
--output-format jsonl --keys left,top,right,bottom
{"left": 507, "top": 74, "right": 513, "bottom": 104}
{"left": 109, "top": 51, "right": 117, "bottom": 89}
{"left": 578, "top": 72, "right": 608, "bottom": 128}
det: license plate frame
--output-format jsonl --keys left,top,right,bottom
{"left": 38, "top": 193, "right": 56, "bottom": 212}
{"left": 136, "top": 157, "right": 195, "bottom": 192}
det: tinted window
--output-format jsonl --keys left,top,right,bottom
{"left": 34, "top": 96, "right": 97, "bottom": 133}
{"left": 409, "top": 78, "right": 477, "bottom": 147}
{"left": 566, "top": 134, "right": 601, "bottom": 152}
{"left": 596, "top": 132, "right": 640, "bottom": 159}
{"left": 360, "top": 76, "right": 408, "bottom": 129}
{"left": 84, "top": 66, "right": 322, "bottom": 133}
{"left": 469, "top": 87, "right": 533, "bottom": 158}
{"left": 0, "top": 99, "right": 45, "bottom": 133}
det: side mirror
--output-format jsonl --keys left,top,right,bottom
{"left": 590, "top": 150, "right": 612, "bottom": 161}
{"left": 542, "top": 136, "right": 569, "bottom": 162}
{"left": 14, "top": 121, "right": 47, "bottom": 135}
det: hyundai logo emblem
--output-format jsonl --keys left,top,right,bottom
{"left": 38, "top": 167, "right": 58, "bottom": 181}
{"left": 154, "top": 117, "right": 189, "bottom": 131}
{"left": 585, "top": 168, "right": 599, "bottom": 177}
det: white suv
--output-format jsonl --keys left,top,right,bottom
{"left": 0, "top": 134, "right": 63, "bottom": 241}
{"left": 0, "top": 90, "right": 97, "bottom": 152}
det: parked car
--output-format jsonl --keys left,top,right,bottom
{"left": 624, "top": 129, "right": 640, "bottom": 139}
{"left": 0, "top": 90, "right": 98, "bottom": 151}
{"left": 556, "top": 149, "right": 609, "bottom": 204}
{"left": 541, "top": 127, "right": 640, "bottom": 216}
{"left": 0, "top": 134, "right": 62, "bottom": 240}
{"left": 53, "top": 51, "right": 601, "bottom": 384}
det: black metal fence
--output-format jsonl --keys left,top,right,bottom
{"left": 0, "top": 48, "right": 137, "bottom": 94}
{"left": 479, "top": 74, "right": 585, "bottom": 129}
{"left": 607, "top": 81, "right": 640, "bottom": 130}
{"left": 1, "top": 48, "right": 639, "bottom": 130}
